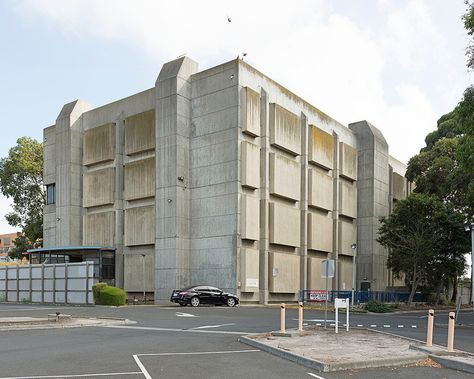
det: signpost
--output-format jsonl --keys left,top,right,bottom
{"left": 321, "top": 259, "right": 335, "bottom": 328}
{"left": 334, "top": 298, "right": 350, "bottom": 333}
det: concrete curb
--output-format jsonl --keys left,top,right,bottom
{"left": 239, "top": 335, "right": 427, "bottom": 372}
{"left": 430, "top": 355, "right": 474, "bottom": 374}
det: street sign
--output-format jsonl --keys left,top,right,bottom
{"left": 335, "top": 298, "right": 350, "bottom": 333}
{"left": 321, "top": 259, "right": 335, "bottom": 278}
{"left": 309, "top": 290, "right": 328, "bottom": 302}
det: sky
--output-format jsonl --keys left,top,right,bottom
{"left": 0, "top": 0, "right": 472, "bottom": 249}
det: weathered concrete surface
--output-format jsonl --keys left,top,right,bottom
{"left": 0, "top": 316, "right": 134, "bottom": 331}
{"left": 240, "top": 328, "right": 427, "bottom": 372}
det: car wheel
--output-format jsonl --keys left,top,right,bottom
{"left": 190, "top": 296, "right": 200, "bottom": 307}
{"left": 226, "top": 297, "right": 236, "bottom": 307}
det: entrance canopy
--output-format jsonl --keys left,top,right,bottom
{"left": 25, "top": 246, "right": 115, "bottom": 283}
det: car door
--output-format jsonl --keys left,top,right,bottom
{"left": 208, "top": 287, "right": 223, "bottom": 304}
{"left": 195, "top": 287, "right": 211, "bottom": 304}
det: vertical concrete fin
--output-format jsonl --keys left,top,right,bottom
{"left": 154, "top": 57, "right": 198, "bottom": 302}
{"left": 349, "top": 120, "right": 390, "bottom": 290}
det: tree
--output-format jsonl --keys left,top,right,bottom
{"left": 406, "top": 87, "right": 474, "bottom": 218}
{"left": 464, "top": 0, "right": 474, "bottom": 70}
{"left": 378, "top": 194, "right": 468, "bottom": 304}
{"left": 0, "top": 137, "right": 44, "bottom": 257}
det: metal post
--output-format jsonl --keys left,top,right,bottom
{"left": 141, "top": 254, "right": 146, "bottom": 304}
{"left": 298, "top": 302, "right": 303, "bottom": 331}
{"left": 280, "top": 303, "right": 286, "bottom": 333}
{"left": 335, "top": 300, "right": 339, "bottom": 334}
{"left": 351, "top": 243, "right": 357, "bottom": 307}
{"left": 447, "top": 312, "right": 455, "bottom": 352}
{"left": 427, "top": 309, "right": 434, "bottom": 347}
{"left": 324, "top": 262, "right": 328, "bottom": 329}
{"left": 471, "top": 228, "right": 474, "bottom": 320}
{"left": 346, "top": 301, "right": 349, "bottom": 331}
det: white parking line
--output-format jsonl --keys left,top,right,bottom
{"left": 175, "top": 312, "right": 197, "bottom": 317}
{"left": 104, "top": 324, "right": 247, "bottom": 335}
{"left": 383, "top": 325, "right": 390, "bottom": 328}
{"left": 0, "top": 372, "right": 142, "bottom": 379}
{"left": 133, "top": 355, "right": 152, "bottom": 379}
{"left": 307, "top": 373, "right": 326, "bottom": 379}
{"left": 370, "top": 325, "right": 377, "bottom": 328}
{"left": 191, "top": 323, "right": 236, "bottom": 330}
{"left": 136, "top": 349, "right": 259, "bottom": 357}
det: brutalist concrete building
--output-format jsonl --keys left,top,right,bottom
{"left": 42, "top": 56, "right": 410, "bottom": 303}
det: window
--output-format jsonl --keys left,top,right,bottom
{"left": 46, "top": 184, "right": 56, "bottom": 205}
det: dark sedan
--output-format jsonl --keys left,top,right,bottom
{"left": 170, "top": 285, "right": 239, "bottom": 307}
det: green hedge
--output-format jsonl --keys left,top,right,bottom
{"left": 92, "top": 283, "right": 126, "bottom": 306}
{"left": 364, "top": 299, "right": 392, "bottom": 313}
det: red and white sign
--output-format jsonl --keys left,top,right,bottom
{"left": 309, "top": 290, "right": 327, "bottom": 302}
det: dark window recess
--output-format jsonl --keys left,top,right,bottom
{"left": 46, "top": 184, "right": 56, "bottom": 205}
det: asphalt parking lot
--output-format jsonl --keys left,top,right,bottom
{"left": 0, "top": 303, "right": 473, "bottom": 378}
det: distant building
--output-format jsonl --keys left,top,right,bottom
{"left": 0, "top": 232, "right": 20, "bottom": 261}
{"left": 42, "top": 57, "right": 411, "bottom": 303}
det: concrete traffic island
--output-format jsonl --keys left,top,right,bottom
{"left": 0, "top": 315, "right": 134, "bottom": 331}
{"left": 240, "top": 327, "right": 429, "bottom": 372}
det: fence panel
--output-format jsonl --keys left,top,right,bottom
{"left": 0, "top": 262, "right": 96, "bottom": 305}
{"left": 301, "top": 289, "right": 426, "bottom": 304}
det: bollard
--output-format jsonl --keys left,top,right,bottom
{"left": 280, "top": 303, "right": 286, "bottom": 333}
{"left": 298, "top": 302, "right": 303, "bottom": 331}
{"left": 426, "top": 309, "right": 434, "bottom": 347}
{"left": 447, "top": 311, "right": 455, "bottom": 352}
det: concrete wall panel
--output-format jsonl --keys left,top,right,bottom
{"left": 392, "top": 172, "right": 407, "bottom": 200}
{"left": 309, "top": 126, "right": 333, "bottom": 169}
{"left": 269, "top": 202, "right": 300, "bottom": 247}
{"left": 308, "top": 212, "right": 333, "bottom": 252}
{"left": 269, "top": 103, "right": 301, "bottom": 155}
{"left": 241, "top": 87, "right": 260, "bottom": 136}
{"left": 269, "top": 153, "right": 300, "bottom": 201}
{"left": 124, "top": 252, "right": 155, "bottom": 292}
{"left": 124, "top": 110, "right": 155, "bottom": 155}
{"left": 269, "top": 252, "right": 300, "bottom": 293}
{"left": 83, "top": 211, "right": 114, "bottom": 246}
{"left": 241, "top": 141, "right": 260, "bottom": 189}
{"left": 308, "top": 257, "right": 333, "bottom": 290}
{"left": 308, "top": 168, "right": 333, "bottom": 211}
{"left": 83, "top": 168, "right": 114, "bottom": 208}
{"left": 124, "top": 158, "right": 155, "bottom": 200}
{"left": 240, "top": 248, "right": 259, "bottom": 292}
{"left": 338, "top": 256, "right": 354, "bottom": 290}
{"left": 338, "top": 219, "right": 357, "bottom": 256}
{"left": 339, "top": 142, "right": 357, "bottom": 181}
{"left": 83, "top": 123, "right": 115, "bottom": 166}
{"left": 43, "top": 126, "right": 56, "bottom": 185}
{"left": 125, "top": 206, "right": 155, "bottom": 246}
{"left": 339, "top": 180, "right": 357, "bottom": 218}
{"left": 241, "top": 195, "right": 260, "bottom": 241}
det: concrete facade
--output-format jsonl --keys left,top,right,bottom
{"left": 42, "top": 57, "right": 410, "bottom": 302}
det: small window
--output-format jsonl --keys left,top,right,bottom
{"left": 46, "top": 184, "right": 56, "bottom": 205}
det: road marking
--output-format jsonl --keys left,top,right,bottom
{"left": 0, "top": 307, "right": 77, "bottom": 312}
{"left": 0, "top": 372, "right": 142, "bottom": 379}
{"left": 136, "top": 349, "right": 259, "bottom": 357}
{"left": 308, "top": 373, "right": 326, "bottom": 379}
{"left": 383, "top": 325, "right": 390, "bottom": 328}
{"left": 293, "top": 319, "right": 336, "bottom": 322}
{"left": 411, "top": 325, "right": 417, "bottom": 328}
{"left": 175, "top": 312, "right": 197, "bottom": 317}
{"left": 133, "top": 355, "right": 151, "bottom": 379}
{"left": 191, "top": 323, "right": 235, "bottom": 330}
{"left": 316, "top": 323, "right": 321, "bottom": 326}
{"left": 104, "top": 324, "right": 247, "bottom": 335}
{"left": 370, "top": 325, "right": 377, "bottom": 328}
{"left": 397, "top": 325, "right": 404, "bottom": 328}
{"left": 357, "top": 324, "right": 363, "bottom": 327}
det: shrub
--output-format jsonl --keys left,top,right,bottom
{"left": 92, "top": 282, "right": 108, "bottom": 303}
{"left": 364, "top": 300, "right": 392, "bottom": 313}
{"left": 96, "top": 286, "right": 126, "bottom": 306}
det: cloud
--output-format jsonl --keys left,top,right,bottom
{"left": 12, "top": 0, "right": 446, "bottom": 164}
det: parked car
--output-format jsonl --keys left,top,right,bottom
{"left": 170, "top": 285, "right": 239, "bottom": 307}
